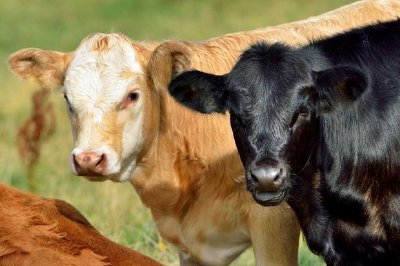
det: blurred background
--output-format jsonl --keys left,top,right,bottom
{"left": 0, "top": 0, "right": 354, "bottom": 265}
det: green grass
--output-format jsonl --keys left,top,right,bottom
{"left": 0, "top": 0, "right": 354, "bottom": 264}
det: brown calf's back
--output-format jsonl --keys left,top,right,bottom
{"left": 0, "top": 184, "right": 161, "bottom": 266}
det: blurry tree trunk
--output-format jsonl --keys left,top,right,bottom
{"left": 17, "top": 88, "right": 56, "bottom": 192}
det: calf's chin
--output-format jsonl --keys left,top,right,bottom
{"left": 252, "top": 190, "right": 287, "bottom": 206}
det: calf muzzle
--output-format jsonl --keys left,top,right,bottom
{"left": 249, "top": 165, "right": 287, "bottom": 206}
{"left": 73, "top": 152, "right": 107, "bottom": 176}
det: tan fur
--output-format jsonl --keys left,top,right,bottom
{"left": 8, "top": 1, "right": 400, "bottom": 265}
{"left": 120, "top": 69, "right": 135, "bottom": 79}
{"left": 72, "top": 109, "right": 124, "bottom": 159}
{"left": 0, "top": 184, "right": 161, "bottom": 266}
{"left": 93, "top": 36, "right": 110, "bottom": 52}
{"left": 363, "top": 188, "right": 387, "bottom": 239}
{"left": 102, "top": 111, "right": 124, "bottom": 155}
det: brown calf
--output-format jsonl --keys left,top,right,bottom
{"left": 0, "top": 184, "right": 160, "bottom": 266}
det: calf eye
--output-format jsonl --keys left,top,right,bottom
{"left": 127, "top": 92, "right": 139, "bottom": 102}
{"left": 298, "top": 106, "right": 310, "bottom": 117}
{"left": 289, "top": 106, "right": 310, "bottom": 129}
{"left": 121, "top": 90, "right": 140, "bottom": 110}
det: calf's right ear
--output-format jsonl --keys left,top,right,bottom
{"left": 168, "top": 70, "right": 228, "bottom": 114}
{"left": 309, "top": 66, "right": 367, "bottom": 112}
{"left": 8, "top": 48, "right": 73, "bottom": 89}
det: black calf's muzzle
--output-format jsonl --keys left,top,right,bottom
{"left": 250, "top": 166, "right": 284, "bottom": 191}
{"left": 248, "top": 165, "right": 287, "bottom": 206}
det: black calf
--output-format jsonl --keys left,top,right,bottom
{"left": 168, "top": 19, "right": 400, "bottom": 265}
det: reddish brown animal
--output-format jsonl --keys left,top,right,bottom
{"left": 0, "top": 184, "right": 161, "bottom": 266}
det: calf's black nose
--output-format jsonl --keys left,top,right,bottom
{"left": 250, "top": 166, "right": 284, "bottom": 191}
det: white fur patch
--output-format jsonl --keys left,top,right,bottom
{"left": 64, "top": 33, "right": 142, "bottom": 116}
{"left": 92, "top": 107, "right": 104, "bottom": 124}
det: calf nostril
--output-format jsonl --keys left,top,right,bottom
{"left": 251, "top": 172, "right": 259, "bottom": 185}
{"left": 274, "top": 168, "right": 283, "bottom": 182}
{"left": 73, "top": 154, "right": 79, "bottom": 167}
{"left": 268, "top": 168, "right": 280, "bottom": 183}
{"left": 95, "top": 154, "right": 105, "bottom": 166}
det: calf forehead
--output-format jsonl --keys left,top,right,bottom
{"left": 64, "top": 33, "right": 143, "bottom": 107}
{"left": 228, "top": 65, "right": 300, "bottom": 119}
{"left": 71, "top": 33, "right": 141, "bottom": 70}
{"left": 228, "top": 45, "right": 308, "bottom": 100}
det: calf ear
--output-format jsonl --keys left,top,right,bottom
{"left": 168, "top": 70, "right": 228, "bottom": 114}
{"left": 147, "top": 41, "right": 192, "bottom": 92}
{"left": 309, "top": 66, "right": 367, "bottom": 112}
{"left": 8, "top": 48, "right": 73, "bottom": 89}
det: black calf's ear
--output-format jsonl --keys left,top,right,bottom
{"left": 168, "top": 70, "right": 228, "bottom": 114}
{"left": 309, "top": 66, "right": 367, "bottom": 112}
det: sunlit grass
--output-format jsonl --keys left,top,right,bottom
{"left": 0, "top": 0, "right": 356, "bottom": 264}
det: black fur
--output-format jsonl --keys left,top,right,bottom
{"left": 168, "top": 19, "right": 400, "bottom": 265}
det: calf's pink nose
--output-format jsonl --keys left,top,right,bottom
{"left": 73, "top": 152, "right": 107, "bottom": 176}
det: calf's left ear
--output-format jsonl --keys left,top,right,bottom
{"left": 308, "top": 66, "right": 367, "bottom": 112}
{"left": 168, "top": 70, "right": 228, "bottom": 114}
{"left": 8, "top": 48, "right": 73, "bottom": 89}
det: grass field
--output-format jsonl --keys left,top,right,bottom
{"left": 0, "top": 0, "right": 355, "bottom": 265}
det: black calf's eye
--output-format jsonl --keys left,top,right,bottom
{"left": 289, "top": 106, "right": 310, "bottom": 129}
{"left": 128, "top": 92, "right": 139, "bottom": 102}
{"left": 299, "top": 106, "right": 309, "bottom": 117}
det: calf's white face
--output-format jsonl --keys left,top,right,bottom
{"left": 9, "top": 33, "right": 153, "bottom": 182}
{"left": 64, "top": 34, "right": 146, "bottom": 182}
